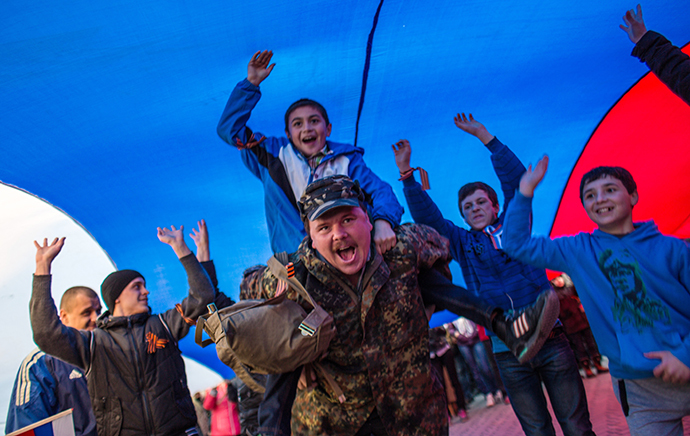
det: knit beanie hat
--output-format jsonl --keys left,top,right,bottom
{"left": 101, "top": 270, "right": 144, "bottom": 311}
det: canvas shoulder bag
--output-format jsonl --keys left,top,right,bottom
{"left": 195, "top": 253, "right": 336, "bottom": 393}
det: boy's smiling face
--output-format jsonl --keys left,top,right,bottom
{"left": 582, "top": 176, "right": 638, "bottom": 235}
{"left": 286, "top": 106, "right": 332, "bottom": 158}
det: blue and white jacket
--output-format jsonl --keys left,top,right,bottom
{"left": 217, "top": 79, "right": 403, "bottom": 254}
{"left": 402, "top": 138, "right": 553, "bottom": 352}
{"left": 5, "top": 348, "right": 96, "bottom": 436}
{"left": 504, "top": 195, "right": 690, "bottom": 380}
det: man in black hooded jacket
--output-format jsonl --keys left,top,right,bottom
{"left": 29, "top": 225, "right": 214, "bottom": 436}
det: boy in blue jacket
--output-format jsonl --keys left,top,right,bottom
{"left": 216, "top": 49, "right": 402, "bottom": 436}
{"left": 392, "top": 114, "right": 594, "bottom": 436}
{"left": 503, "top": 157, "right": 690, "bottom": 435}
{"left": 217, "top": 50, "right": 402, "bottom": 255}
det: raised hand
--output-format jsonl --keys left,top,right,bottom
{"left": 620, "top": 4, "right": 647, "bottom": 44}
{"left": 190, "top": 219, "right": 210, "bottom": 262}
{"left": 645, "top": 351, "right": 690, "bottom": 384}
{"left": 247, "top": 50, "right": 276, "bottom": 86}
{"left": 453, "top": 113, "right": 494, "bottom": 145}
{"left": 519, "top": 155, "right": 549, "bottom": 198}
{"left": 34, "top": 237, "right": 66, "bottom": 275}
{"left": 373, "top": 219, "right": 397, "bottom": 255}
{"left": 391, "top": 139, "right": 413, "bottom": 173}
{"left": 157, "top": 225, "right": 192, "bottom": 259}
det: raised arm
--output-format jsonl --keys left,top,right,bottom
{"left": 217, "top": 51, "right": 276, "bottom": 151}
{"left": 247, "top": 50, "right": 275, "bottom": 87}
{"left": 157, "top": 225, "right": 215, "bottom": 340}
{"left": 502, "top": 156, "right": 570, "bottom": 272}
{"left": 30, "top": 238, "right": 92, "bottom": 370}
{"left": 157, "top": 225, "right": 193, "bottom": 259}
{"left": 453, "top": 112, "right": 495, "bottom": 145}
{"left": 190, "top": 219, "right": 210, "bottom": 263}
{"left": 455, "top": 113, "right": 526, "bottom": 209}
{"left": 620, "top": 4, "right": 648, "bottom": 44}
{"left": 392, "top": 139, "right": 466, "bottom": 260}
{"left": 190, "top": 220, "right": 236, "bottom": 308}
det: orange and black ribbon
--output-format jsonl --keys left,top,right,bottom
{"left": 398, "top": 167, "right": 430, "bottom": 190}
{"left": 176, "top": 303, "right": 196, "bottom": 326}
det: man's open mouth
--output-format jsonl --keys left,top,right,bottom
{"left": 302, "top": 135, "right": 316, "bottom": 143}
{"left": 336, "top": 247, "right": 356, "bottom": 262}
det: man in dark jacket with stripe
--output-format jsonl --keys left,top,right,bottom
{"left": 6, "top": 286, "right": 101, "bottom": 435}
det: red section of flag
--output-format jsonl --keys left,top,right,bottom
{"left": 551, "top": 43, "right": 690, "bottom": 240}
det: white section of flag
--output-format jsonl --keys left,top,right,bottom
{"left": 5, "top": 409, "right": 75, "bottom": 436}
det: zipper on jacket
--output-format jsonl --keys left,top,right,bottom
{"left": 128, "top": 317, "right": 155, "bottom": 435}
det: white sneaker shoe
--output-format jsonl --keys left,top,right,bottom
{"left": 494, "top": 390, "right": 503, "bottom": 404}
{"left": 486, "top": 393, "right": 496, "bottom": 407}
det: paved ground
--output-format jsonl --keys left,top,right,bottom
{"left": 449, "top": 372, "right": 690, "bottom": 435}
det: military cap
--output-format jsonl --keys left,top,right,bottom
{"left": 299, "top": 175, "right": 366, "bottom": 222}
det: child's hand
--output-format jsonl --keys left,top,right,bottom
{"left": 645, "top": 351, "right": 690, "bottom": 384}
{"left": 157, "top": 225, "right": 192, "bottom": 259}
{"left": 519, "top": 155, "right": 549, "bottom": 198}
{"left": 620, "top": 5, "right": 647, "bottom": 44}
{"left": 374, "top": 220, "right": 397, "bottom": 255}
{"left": 298, "top": 364, "right": 317, "bottom": 390}
{"left": 247, "top": 50, "right": 276, "bottom": 86}
{"left": 453, "top": 113, "right": 494, "bottom": 145}
{"left": 190, "top": 219, "right": 210, "bottom": 262}
{"left": 391, "top": 139, "right": 413, "bottom": 173}
{"left": 34, "top": 237, "right": 66, "bottom": 275}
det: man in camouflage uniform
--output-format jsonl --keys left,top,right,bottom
{"left": 241, "top": 175, "right": 558, "bottom": 436}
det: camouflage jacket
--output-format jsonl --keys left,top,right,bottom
{"left": 242, "top": 223, "right": 451, "bottom": 436}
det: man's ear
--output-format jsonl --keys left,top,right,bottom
{"left": 59, "top": 308, "right": 68, "bottom": 324}
{"left": 285, "top": 129, "right": 291, "bottom": 139}
{"left": 631, "top": 190, "right": 639, "bottom": 208}
{"left": 326, "top": 123, "right": 332, "bottom": 137}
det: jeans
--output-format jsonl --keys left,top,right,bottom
{"left": 566, "top": 327, "right": 601, "bottom": 365}
{"left": 431, "top": 349, "right": 467, "bottom": 411}
{"left": 256, "top": 369, "right": 300, "bottom": 436}
{"left": 495, "top": 331, "right": 595, "bottom": 436}
{"left": 458, "top": 341, "right": 497, "bottom": 395}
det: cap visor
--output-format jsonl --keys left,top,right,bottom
{"left": 308, "top": 198, "right": 361, "bottom": 221}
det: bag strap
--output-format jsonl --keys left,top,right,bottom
{"left": 267, "top": 254, "right": 318, "bottom": 309}
{"left": 313, "top": 363, "right": 346, "bottom": 403}
{"left": 195, "top": 313, "right": 216, "bottom": 348}
{"left": 195, "top": 307, "right": 265, "bottom": 393}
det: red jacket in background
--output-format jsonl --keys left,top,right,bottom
{"left": 203, "top": 383, "right": 240, "bottom": 436}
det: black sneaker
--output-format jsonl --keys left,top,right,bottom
{"left": 494, "top": 289, "right": 560, "bottom": 364}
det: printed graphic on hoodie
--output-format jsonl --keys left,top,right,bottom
{"left": 598, "top": 248, "right": 670, "bottom": 333}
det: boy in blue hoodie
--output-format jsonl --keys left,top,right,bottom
{"left": 392, "top": 114, "right": 593, "bottom": 436}
{"left": 503, "top": 158, "right": 690, "bottom": 435}
{"left": 217, "top": 50, "right": 402, "bottom": 255}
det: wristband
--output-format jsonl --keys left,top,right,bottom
{"left": 398, "top": 167, "right": 430, "bottom": 190}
